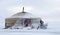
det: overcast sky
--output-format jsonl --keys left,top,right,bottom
{"left": 0, "top": 0, "right": 60, "bottom": 27}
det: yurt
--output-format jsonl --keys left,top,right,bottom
{"left": 5, "top": 7, "right": 45, "bottom": 29}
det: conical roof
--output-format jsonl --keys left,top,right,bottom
{"left": 9, "top": 12, "right": 39, "bottom": 18}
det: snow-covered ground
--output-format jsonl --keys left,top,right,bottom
{"left": 0, "top": 22, "right": 60, "bottom": 35}
{"left": 0, "top": 29, "right": 60, "bottom": 35}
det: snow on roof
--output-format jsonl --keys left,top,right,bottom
{"left": 8, "top": 12, "right": 40, "bottom": 18}
{"left": 6, "top": 12, "right": 40, "bottom": 19}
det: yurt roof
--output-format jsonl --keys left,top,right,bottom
{"left": 7, "top": 12, "right": 40, "bottom": 19}
{"left": 6, "top": 7, "right": 40, "bottom": 19}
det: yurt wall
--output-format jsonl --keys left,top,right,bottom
{"left": 31, "top": 18, "right": 40, "bottom": 28}
{"left": 13, "top": 19, "right": 23, "bottom": 27}
{"left": 5, "top": 18, "right": 17, "bottom": 28}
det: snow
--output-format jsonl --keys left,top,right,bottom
{"left": 9, "top": 12, "right": 40, "bottom": 18}
{"left": 0, "top": 22, "right": 60, "bottom": 35}
{"left": 0, "top": 29, "right": 60, "bottom": 35}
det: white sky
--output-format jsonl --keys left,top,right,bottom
{"left": 0, "top": 0, "right": 60, "bottom": 27}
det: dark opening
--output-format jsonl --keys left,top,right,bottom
{"left": 24, "top": 19, "right": 31, "bottom": 27}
